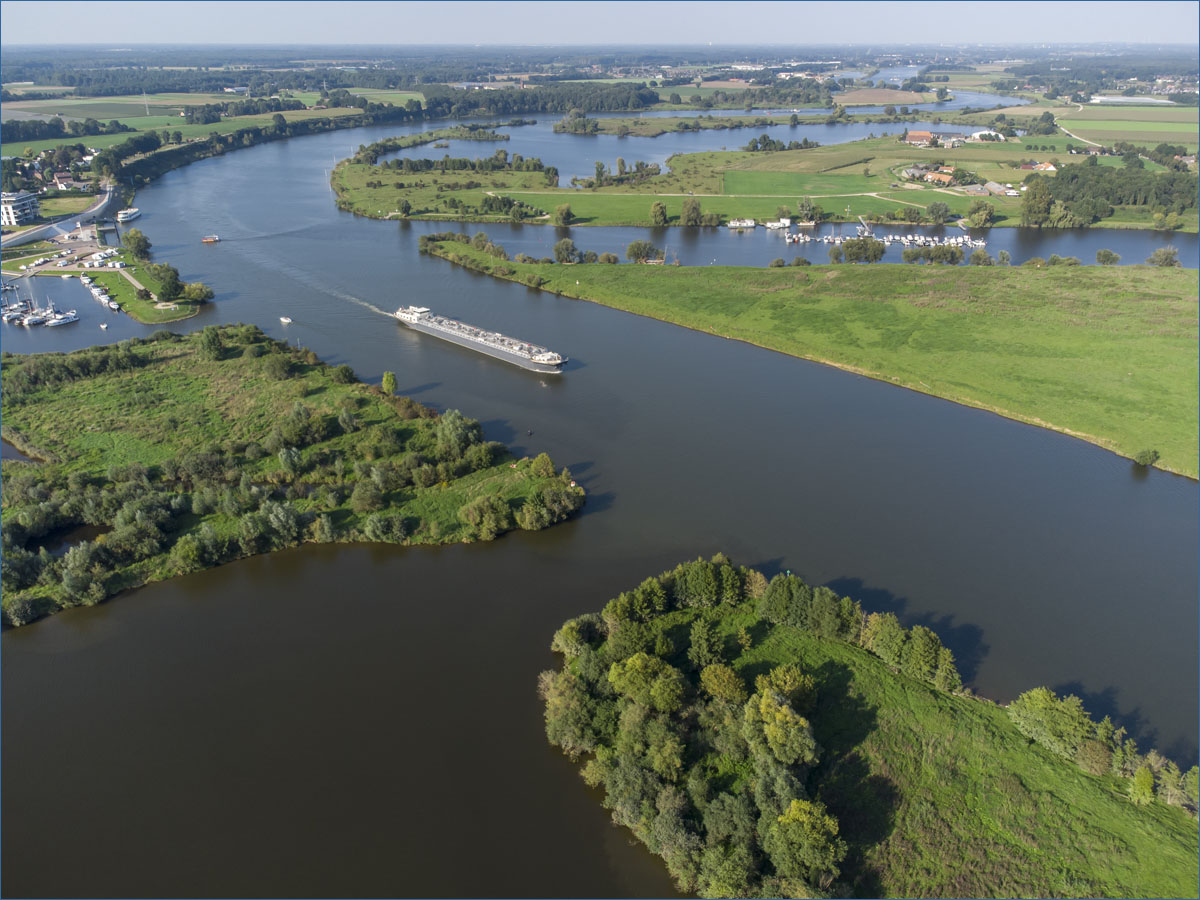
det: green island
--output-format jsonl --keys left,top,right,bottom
{"left": 422, "top": 235, "right": 1199, "bottom": 477}
{"left": 0, "top": 326, "right": 585, "bottom": 626}
{"left": 541, "top": 555, "right": 1199, "bottom": 898}
{"left": 331, "top": 133, "right": 1198, "bottom": 232}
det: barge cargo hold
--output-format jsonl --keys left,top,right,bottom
{"left": 394, "top": 306, "right": 565, "bottom": 374}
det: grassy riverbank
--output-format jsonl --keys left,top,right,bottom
{"left": 543, "top": 558, "right": 1199, "bottom": 898}
{"left": 0, "top": 326, "right": 584, "bottom": 626}
{"left": 427, "top": 240, "right": 1199, "bottom": 477}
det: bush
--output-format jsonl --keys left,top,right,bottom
{"left": 1146, "top": 246, "right": 1181, "bottom": 267}
{"left": 263, "top": 354, "right": 291, "bottom": 379}
{"left": 769, "top": 258, "right": 785, "bottom": 268}
{"left": 1133, "top": 449, "right": 1160, "bottom": 467}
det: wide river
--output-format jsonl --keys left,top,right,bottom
{"left": 2, "top": 115, "right": 1197, "bottom": 898}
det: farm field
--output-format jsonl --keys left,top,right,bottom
{"left": 835, "top": 88, "right": 935, "bottom": 105}
{"left": 1, "top": 106, "right": 362, "bottom": 157}
{"left": 1064, "top": 105, "right": 1200, "bottom": 123}
{"left": 346, "top": 88, "right": 425, "bottom": 105}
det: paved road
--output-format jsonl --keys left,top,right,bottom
{"left": 0, "top": 187, "right": 119, "bottom": 249}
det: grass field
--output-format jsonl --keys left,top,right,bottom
{"left": 35, "top": 194, "right": 95, "bottom": 219}
{"left": 1055, "top": 103, "right": 1198, "bottom": 152}
{"left": 1063, "top": 106, "right": 1200, "bottom": 123}
{"left": 429, "top": 242, "right": 1200, "bottom": 477}
{"left": 836, "top": 88, "right": 934, "bottom": 105}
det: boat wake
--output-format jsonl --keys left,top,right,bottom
{"left": 222, "top": 243, "right": 393, "bottom": 318}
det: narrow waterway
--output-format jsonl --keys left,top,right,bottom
{"left": 2, "top": 117, "right": 1196, "bottom": 898}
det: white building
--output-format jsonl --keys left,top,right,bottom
{"left": 1, "top": 191, "right": 40, "bottom": 227}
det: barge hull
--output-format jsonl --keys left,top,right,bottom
{"left": 400, "top": 319, "right": 565, "bottom": 373}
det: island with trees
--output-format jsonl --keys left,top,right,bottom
{"left": 0, "top": 326, "right": 584, "bottom": 626}
{"left": 419, "top": 232, "right": 1198, "bottom": 478}
{"left": 541, "top": 555, "right": 1199, "bottom": 898}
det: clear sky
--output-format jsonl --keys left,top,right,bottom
{"left": 1, "top": 0, "right": 1197, "bottom": 46}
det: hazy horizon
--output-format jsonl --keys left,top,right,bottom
{"left": 1, "top": 0, "right": 1197, "bottom": 47}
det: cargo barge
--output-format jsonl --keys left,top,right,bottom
{"left": 394, "top": 306, "right": 565, "bottom": 374}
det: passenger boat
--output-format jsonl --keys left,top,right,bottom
{"left": 46, "top": 309, "right": 79, "bottom": 326}
{"left": 115, "top": 208, "right": 140, "bottom": 223}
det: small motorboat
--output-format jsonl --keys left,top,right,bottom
{"left": 100, "top": 322, "right": 108, "bottom": 330}
{"left": 202, "top": 235, "right": 220, "bottom": 243}
{"left": 280, "top": 316, "right": 293, "bottom": 324}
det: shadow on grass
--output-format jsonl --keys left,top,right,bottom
{"left": 828, "top": 576, "right": 989, "bottom": 684}
{"left": 807, "top": 658, "right": 897, "bottom": 899}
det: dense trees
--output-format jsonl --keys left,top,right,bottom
{"left": 1042, "top": 162, "right": 1198, "bottom": 226}
{"left": 541, "top": 557, "right": 961, "bottom": 898}
{"left": 1, "top": 115, "right": 132, "bottom": 144}
{"left": 121, "top": 227, "right": 152, "bottom": 260}
{"left": 625, "top": 240, "right": 663, "bottom": 262}
{"left": 1021, "top": 176, "right": 1054, "bottom": 227}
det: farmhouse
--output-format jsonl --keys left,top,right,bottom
{"left": 984, "top": 181, "right": 1008, "bottom": 196}
{"left": 904, "top": 130, "right": 933, "bottom": 146}
{"left": 923, "top": 172, "right": 954, "bottom": 185}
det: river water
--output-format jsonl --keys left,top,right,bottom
{"left": 2, "top": 116, "right": 1197, "bottom": 898}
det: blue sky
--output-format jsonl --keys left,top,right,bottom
{"left": 1, "top": 0, "right": 1197, "bottom": 45}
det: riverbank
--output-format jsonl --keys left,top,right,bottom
{"left": 426, "top": 239, "right": 1199, "bottom": 478}
{"left": 543, "top": 557, "right": 1200, "bottom": 898}
{"left": 0, "top": 326, "right": 584, "bottom": 626}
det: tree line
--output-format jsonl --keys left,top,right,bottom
{"left": 1, "top": 115, "right": 133, "bottom": 144}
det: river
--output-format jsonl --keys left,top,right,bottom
{"left": 2, "top": 117, "right": 1197, "bottom": 898}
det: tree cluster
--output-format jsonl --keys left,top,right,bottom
{"left": 1008, "top": 686, "right": 1199, "bottom": 813}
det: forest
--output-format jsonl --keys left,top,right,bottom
{"left": 542, "top": 556, "right": 1200, "bottom": 898}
